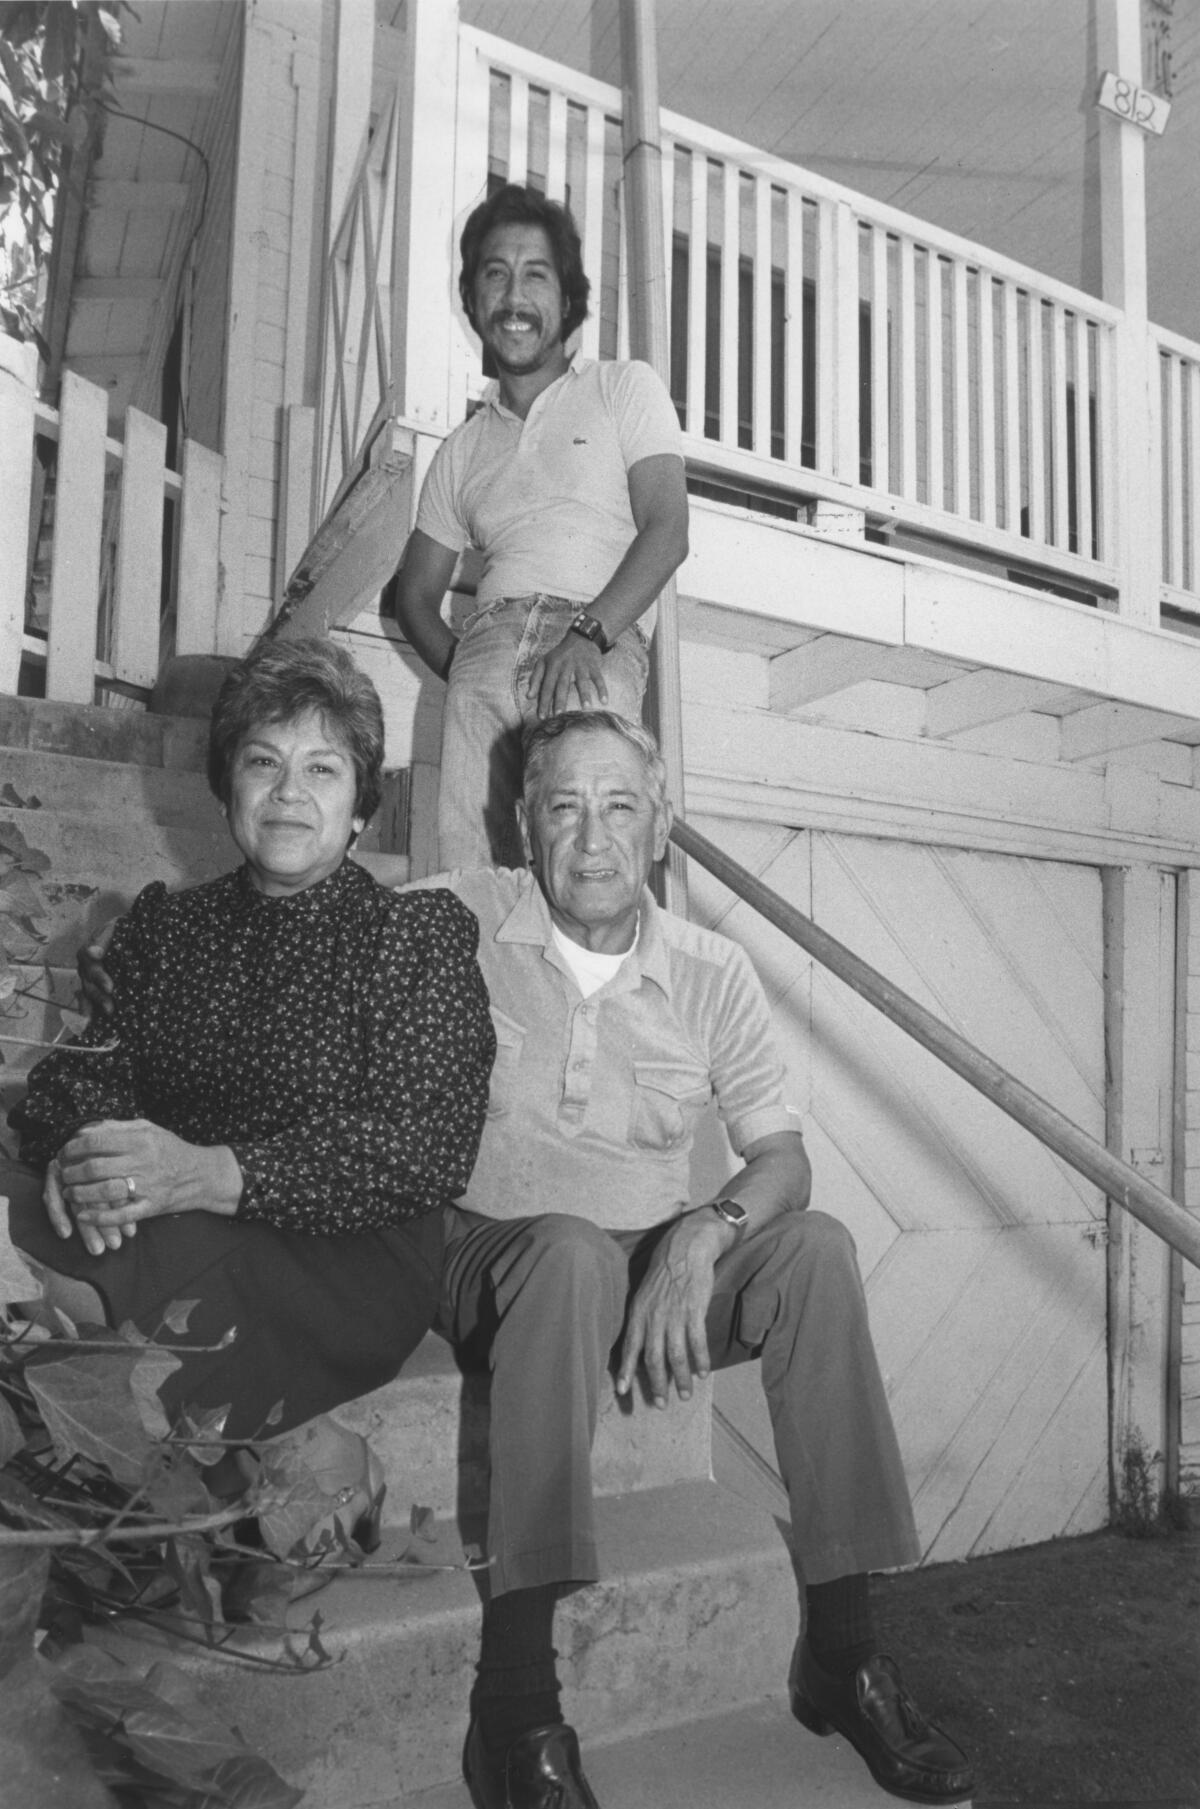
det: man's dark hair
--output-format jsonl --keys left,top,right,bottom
{"left": 459, "top": 185, "right": 590, "bottom": 344}
{"left": 208, "top": 635, "right": 385, "bottom": 824}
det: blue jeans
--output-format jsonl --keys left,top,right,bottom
{"left": 437, "top": 593, "right": 650, "bottom": 869}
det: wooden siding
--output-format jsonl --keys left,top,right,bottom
{"left": 690, "top": 822, "right": 1108, "bottom": 1559}
{"left": 185, "top": 20, "right": 241, "bottom": 455}
{"left": 1179, "top": 871, "right": 1200, "bottom": 1499}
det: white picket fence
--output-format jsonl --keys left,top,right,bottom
{"left": 0, "top": 338, "right": 223, "bottom": 706}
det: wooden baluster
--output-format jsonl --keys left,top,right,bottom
{"left": 112, "top": 407, "right": 166, "bottom": 690}
{"left": 47, "top": 370, "right": 107, "bottom": 704}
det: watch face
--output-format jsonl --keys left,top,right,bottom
{"left": 714, "top": 1198, "right": 748, "bottom": 1227}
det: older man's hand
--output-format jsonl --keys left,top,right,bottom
{"left": 615, "top": 1211, "right": 731, "bottom": 1408}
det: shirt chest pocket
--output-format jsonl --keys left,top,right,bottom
{"left": 487, "top": 1009, "right": 527, "bottom": 1117}
{"left": 629, "top": 1060, "right": 711, "bottom": 1152}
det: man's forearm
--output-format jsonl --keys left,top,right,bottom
{"left": 686, "top": 1134, "right": 812, "bottom": 1251}
{"left": 392, "top": 588, "right": 458, "bottom": 680}
{"left": 584, "top": 518, "right": 689, "bottom": 644}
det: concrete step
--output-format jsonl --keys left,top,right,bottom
{"left": 1, "top": 803, "right": 231, "bottom": 959}
{"left": 410, "top": 1696, "right": 962, "bottom": 1809}
{"left": 102, "top": 1479, "right": 800, "bottom": 1809}
{"left": 0, "top": 694, "right": 209, "bottom": 772}
{"left": 330, "top": 1334, "right": 711, "bottom": 1527}
{"left": 2, "top": 745, "right": 217, "bottom": 827}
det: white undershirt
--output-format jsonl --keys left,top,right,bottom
{"left": 551, "top": 919, "right": 635, "bottom": 998}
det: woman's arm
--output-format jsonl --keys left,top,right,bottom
{"left": 9, "top": 889, "right": 161, "bottom": 1168}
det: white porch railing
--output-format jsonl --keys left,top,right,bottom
{"left": 307, "top": 19, "right": 1200, "bottom": 629}
{"left": 0, "top": 340, "right": 223, "bottom": 706}
{"left": 1155, "top": 324, "right": 1200, "bottom": 613}
{"left": 466, "top": 27, "right": 1123, "bottom": 600}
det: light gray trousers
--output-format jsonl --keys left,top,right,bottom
{"left": 434, "top": 1205, "right": 921, "bottom": 1598}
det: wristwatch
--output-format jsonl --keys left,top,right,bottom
{"left": 702, "top": 1197, "right": 749, "bottom": 1239}
{"left": 568, "top": 610, "right": 612, "bottom": 655}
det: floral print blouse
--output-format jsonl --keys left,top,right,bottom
{"left": 11, "top": 859, "right": 496, "bottom": 1236}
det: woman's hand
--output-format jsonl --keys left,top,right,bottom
{"left": 53, "top": 1118, "right": 243, "bottom": 1244}
{"left": 76, "top": 919, "right": 118, "bottom": 1020}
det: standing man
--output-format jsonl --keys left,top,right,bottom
{"left": 388, "top": 184, "right": 688, "bottom": 869}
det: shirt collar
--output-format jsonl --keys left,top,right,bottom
{"left": 479, "top": 346, "right": 588, "bottom": 420}
{"left": 495, "top": 870, "right": 673, "bottom": 997}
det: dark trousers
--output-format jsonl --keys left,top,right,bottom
{"left": 434, "top": 1204, "right": 921, "bottom": 1597}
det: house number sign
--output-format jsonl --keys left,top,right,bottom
{"left": 1096, "top": 71, "right": 1171, "bottom": 135}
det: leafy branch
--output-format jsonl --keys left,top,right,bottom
{"left": 0, "top": 1, "right": 125, "bottom": 343}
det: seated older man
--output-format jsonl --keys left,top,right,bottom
{"left": 427, "top": 712, "right": 973, "bottom": 1809}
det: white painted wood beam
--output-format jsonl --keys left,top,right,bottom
{"left": 73, "top": 277, "right": 164, "bottom": 302}
{"left": 769, "top": 636, "right": 897, "bottom": 713}
{"left": 924, "top": 671, "right": 1080, "bottom": 739}
{"left": 110, "top": 57, "right": 220, "bottom": 94}
{"left": 87, "top": 180, "right": 191, "bottom": 211}
{"left": 1059, "top": 702, "right": 1194, "bottom": 762}
{"left": 1104, "top": 865, "right": 1175, "bottom": 1516}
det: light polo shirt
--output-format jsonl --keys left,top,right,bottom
{"left": 415, "top": 353, "right": 683, "bottom": 631}
{"left": 419, "top": 867, "right": 803, "bottom": 1232}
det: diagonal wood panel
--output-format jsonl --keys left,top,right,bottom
{"left": 697, "top": 817, "right": 1109, "bottom": 1557}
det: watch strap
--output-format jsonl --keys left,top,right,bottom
{"left": 568, "top": 610, "right": 612, "bottom": 655}
{"left": 704, "top": 1196, "right": 749, "bottom": 1238}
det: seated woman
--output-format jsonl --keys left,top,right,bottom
{"left": 4, "top": 635, "right": 495, "bottom": 1527}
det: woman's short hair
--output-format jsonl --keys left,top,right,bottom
{"left": 521, "top": 711, "right": 669, "bottom": 812}
{"left": 458, "top": 185, "right": 590, "bottom": 344}
{"left": 208, "top": 636, "right": 386, "bottom": 823}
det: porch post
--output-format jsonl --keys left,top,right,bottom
{"left": 390, "top": 0, "right": 461, "bottom": 433}
{"left": 1104, "top": 864, "right": 1176, "bottom": 1519}
{"left": 0, "top": 337, "right": 38, "bottom": 695}
{"left": 1096, "top": 0, "right": 1158, "bottom": 626}
{"left": 619, "top": 0, "right": 687, "bottom": 913}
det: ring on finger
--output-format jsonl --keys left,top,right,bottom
{"left": 124, "top": 1175, "right": 137, "bottom": 1200}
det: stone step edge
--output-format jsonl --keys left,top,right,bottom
{"left": 0, "top": 695, "right": 210, "bottom": 773}
{"left": 92, "top": 1479, "right": 798, "bottom": 1806}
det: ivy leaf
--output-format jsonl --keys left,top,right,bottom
{"left": 24, "top": 1346, "right": 156, "bottom": 1487}
{"left": 409, "top": 1501, "right": 437, "bottom": 1543}
{"left": 164, "top": 1531, "right": 222, "bottom": 1629}
{"left": 141, "top": 1448, "right": 210, "bottom": 1524}
{"left": 172, "top": 1399, "right": 232, "bottom": 1465}
{"left": 0, "top": 872, "right": 46, "bottom": 917}
{"left": 128, "top": 1342, "right": 181, "bottom": 1439}
{"left": 0, "top": 1391, "right": 25, "bottom": 1464}
{"left": 255, "top": 1459, "right": 329, "bottom": 1561}
{"left": 47, "top": 1649, "right": 304, "bottom": 1802}
{"left": 160, "top": 1297, "right": 199, "bottom": 1336}
{"left": 0, "top": 822, "right": 51, "bottom": 872}
{"left": 0, "top": 1544, "right": 47, "bottom": 1682}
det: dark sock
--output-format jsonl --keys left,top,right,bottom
{"left": 805, "top": 1572, "right": 877, "bottom": 1677}
{"left": 474, "top": 1584, "right": 562, "bottom": 1756}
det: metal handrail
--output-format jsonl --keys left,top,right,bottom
{"left": 671, "top": 817, "right": 1200, "bottom": 1271}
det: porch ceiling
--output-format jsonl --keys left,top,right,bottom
{"left": 60, "top": 0, "right": 238, "bottom": 419}
{"left": 460, "top": 0, "right": 1200, "bottom": 344}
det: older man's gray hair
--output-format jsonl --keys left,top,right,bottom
{"left": 521, "top": 711, "right": 670, "bottom": 811}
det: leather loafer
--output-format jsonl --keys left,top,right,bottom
{"left": 464, "top": 1717, "right": 601, "bottom": 1809}
{"left": 789, "top": 1640, "right": 975, "bottom": 1804}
